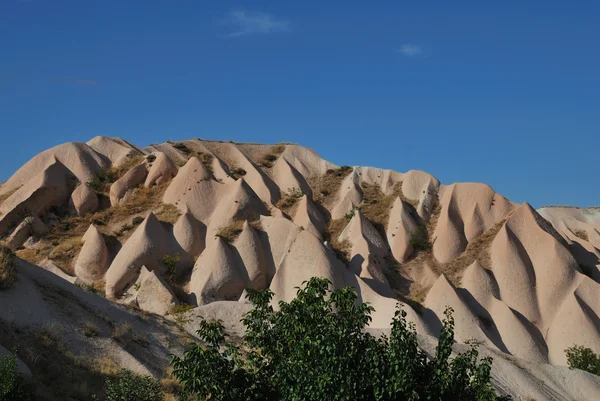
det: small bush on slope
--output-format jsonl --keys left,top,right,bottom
{"left": 0, "top": 351, "right": 33, "bottom": 400}
{"left": 171, "top": 277, "right": 510, "bottom": 401}
{"left": 101, "top": 369, "right": 162, "bottom": 401}
{"left": 409, "top": 224, "right": 430, "bottom": 252}
{"left": 566, "top": 345, "right": 600, "bottom": 376}
{"left": 0, "top": 244, "right": 17, "bottom": 289}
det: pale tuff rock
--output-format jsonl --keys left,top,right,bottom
{"left": 189, "top": 237, "right": 246, "bottom": 305}
{"left": 293, "top": 195, "right": 326, "bottom": 240}
{"left": 331, "top": 170, "right": 363, "bottom": 220}
{"left": 69, "top": 183, "right": 99, "bottom": 216}
{"left": 432, "top": 183, "right": 512, "bottom": 263}
{"left": 136, "top": 266, "right": 179, "bottom": 315}
{"left": 6, "top": 215, "right": 48, "bottom": 251}
{"left": 173, "top": 207, "right": 206, "bottom": 257}
{"left": 272, "top": 157, "right": 313, "bottom": 197}
{"left": 109, "top": 163, "right": 148, "bottom": 206}
{"left": 144, "top": 152, "right": 178, "bottom": 188}
{"left": 0, "top": 142, "right": 109, "bottom": 197}
{"left": 104, "top": 213, "right": 169, "bottom": 298}
{"left": 162, "top": 156, "right": 220, "bottom": 222}
{"left": 387, "top": 197, "right": 418, "bottom": 263}
{"left": 233, "top": 221, "right": 269, "bottom": 290}
{"left": 338, "top": 209, "right": 392, "bottom": 295}
{"left": 0, "top": 159, "right": 74, "bottom": 236}
{"left": 74, "top": 224, "right": 109, "bottom": 285}
{"left": 490, "top": 203, "right": 579, "bottom": 331}
{"left": 87, "top": 136, "right": 145, "bottom": 166}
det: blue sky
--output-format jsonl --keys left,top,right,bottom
{"left": 1, "top": 1, "right": 598, "bottom": 207}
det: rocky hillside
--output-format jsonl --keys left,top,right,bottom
{"left": 1, "top": 136, "right": 599, "bottom": 400}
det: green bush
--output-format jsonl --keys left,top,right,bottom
{"left": 344, "top": 209, "right": 356, "bottom": 222}
{"left": 163, "top": 253, "right": 181, "bottom": 280}
{"left": 229, "top": 167, "right": 247, "bottom": 180}
{"left": 171, "top": 277, "right": 510, "bottom": 401}
{"left": 409, "top": 225, "right": 430, "bottom": 251}
{"left": 0, "top": 351, "right": 33, "bottom": 400}
{"left": 565, "top": 345, "right": 600, "bottom": 375}
{"left": 0, "top": 244, "right": 17, "bottom": 290}
{"left": 104, "top": 369, "right": 162, "bottom": 401}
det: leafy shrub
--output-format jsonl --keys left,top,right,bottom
{"left": 287, "top": 187, "right": 303, "bottom": 199}
{"left": 87, "top": 169, "right": 117, "bottom": 193}
{"left": 229, "top": 167, "right": 247, "bottom": 180}
{"left": 409, "top": 225, "right": 430, "bottom": 251}
{"left": 120, "top": 224, "right": 133, "bottom": 233}
{"left": 170, "top": 303, "right": 194, "bottom": 325}
{"left": 163, "top": 253, "right": 181, "bottom": 280}
{"left": 276, "top": 188, "right": 304, "bottom": 212}
{"left": 171, "top": 277, "right": 510, "bottom": 401}
{"left": 132, "top": 216, "right": 144, "bottom": 225}
{"left": 0, "top": 244, "right": 17, "bottom": 289}
{"left": 344, "top": 209, "right": 355, "bottom": 222}
{"left": 173, "top": 143, "right": 191, "bottom": 154}
{"left": 103, "top": 369, "right": 162, "bottom": 401}
{"left": 565, "top": 345, "right": 600, "bottom": 375}
{"left": 87, "top": 156, "right": 143, "bottom": 193}
{"left": 333, "top": 165, "right": 353, "bottom": 176}
{"left": 0, "top": 351, "right": 33, "bottom": 400}
{"left": 87, "top": 176, "right": 105, "bottom": 193}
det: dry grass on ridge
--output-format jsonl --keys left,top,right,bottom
{"left": 216, "top": 220, "right": 262, "bottom": 243}
{"left": 401, "top": 210, "right": 508, "bottom": 301}
{"left": 307, "top": 166, "right": 353, "bottom": 207}
{"left": 573, "top": 229, "right": 589, "bottom": 242}
{"left": 15, "top": 182, "right": 181, "bottom": 274}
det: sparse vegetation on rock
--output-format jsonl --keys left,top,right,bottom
{"left": 573, "top": 230, "right": 589, "bottom": 241}
{"left": 87, "top": 156, "right": 145, "bottom": 194}
{"left": 275, "top": 187, "right": 304, "bottom": 213}
{"left": 409, "top": 224, "right": 430, "bottom": 251}
{"left": 308, "top": 165, "right": 353, "bottom": 205}
{"left": 566, "top": 345, "right": 600, "bottom": 376}
{"left": 215, "top": 221, "right": 245, "bottom": 243}
{"left": 170, "top": 303, "right": 194, "bottom": 326}
{"left": 259, "top": 144, "right": 286, "bottom": 167}
{"left": 229, "top": 167, "right": 247, "bottom": 180}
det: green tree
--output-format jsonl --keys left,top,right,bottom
{"left": 171, "top": 277, "right": 510, "bottom": 401}
{"left": 565, "top": 345, "right": 600, "bottom": 376}
{"left": 0, "top": 351, "right": 33, "bottom": 401}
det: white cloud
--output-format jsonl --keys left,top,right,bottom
{"left": 397, "top": 44, "right": 423, "bottom": 57}
{"left": 221, "top": 10, "right": 290, "bottom": 37}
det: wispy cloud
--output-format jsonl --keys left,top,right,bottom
{"left": 221, "top": 10, "right": 290, "bottom": 38}
{"left": 397, "top": 44, "right": 423, "bottom": 57}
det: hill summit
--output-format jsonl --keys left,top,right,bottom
{"left": 1, "top": 136, "right": 599, "bottom": 400}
